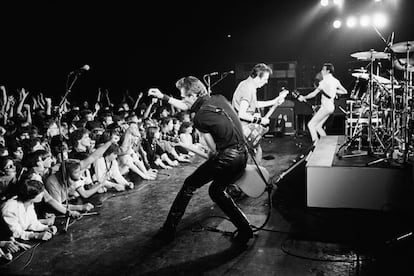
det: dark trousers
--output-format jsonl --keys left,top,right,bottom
{"left": 162, "top": 145, "right": 252, "bottom": 235}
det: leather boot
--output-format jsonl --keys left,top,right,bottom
{"left": 213, "top": 192, "right": 253, "bottom": 245}
{"left": 154, "top": 186, "right": 194, "bottom": 242}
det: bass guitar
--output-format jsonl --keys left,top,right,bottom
{"left": 242, "top": 89, "right": 289, "bottom": 149}
{"left": 290, "top": 90, "right": 318, "bottom": 114}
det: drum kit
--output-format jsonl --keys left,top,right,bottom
{"left": 339, "top": 40, "right": 414, "bottom": 164}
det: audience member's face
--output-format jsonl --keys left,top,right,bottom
{"left": 19, "top": 132, "right": 30, "bottom": 141}
{"left": 42, "top": 154, "right": 53, "bottom": 169}
{"left": 85, "top": 113, "right": 93, "bottom": 121}
{"left": 79, "top": 133, "right": 91, "bottom": 148}
{"left": 186, "top": 126, "right": 193, "bottom": 134}
{"left": 183, "top": 114, "right": 191, "bottom": 123}
{"left": 2, "top": 159, "right": 16, "bottom": 177}
{"left": 174, "top": 121, "right": 181, "bottom": 132}
{"left": 154, "top": 130, "right": 160, "bottom": 140}
{"left": 70, "top": 167, "right": 82, "bottom": 181}
{"left": 32, "top": 191, "right": 44, "bottom": 203}
{"left": 0, "top": 136, "right": 5, "bottom": 147}
{"left": 13, "top": 147, "right": 24, "bottom": 161}
{"left": 104, "top": 116, "right": 113, "bottom": 125}
{"left": 167, "top": 120, "right": 174, "bottom": 132}
{"left": 107, "top": 152, "right": 117, "bottom": 162}
{"left": 35, "top": 157, "right": 45, "bottom": 172}
{"left": 161, "top": 109, "right": 169, "bottom": 118}
{"left": 48, "top": 123, "right": 60, "bottom": 137}
{"left": 32, "top": 142, "right": 45, "bottom": 152}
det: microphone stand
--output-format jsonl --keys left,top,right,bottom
{"left": 58, "top": 71, "right": 81, "bottom": 232}
{"left": 210, "top": 72, "right": 233, "bottom": 90}
{"left": 203, "top": 74, "right": 212, "bottom": 94}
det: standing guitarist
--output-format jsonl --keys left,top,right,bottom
{"left": 298, "top": 63, "right": 347, "bottom": 143}
{"left": 232, "top": 63, "right": 287, "bottom": 162}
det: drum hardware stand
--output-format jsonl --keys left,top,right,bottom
{"left": 366, "top": 28, "right": 399, "bottom": 166}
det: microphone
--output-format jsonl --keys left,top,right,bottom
{"left": 222, "top": 70, "right": 235, "bottom": 75}
{"left": 71, "top": 64, "right": 90, "bottom": 74}
{"left": 204, "top": 72, "right": 219, "bottom": 76}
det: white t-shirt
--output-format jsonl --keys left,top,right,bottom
{"left": 232, "top": 78, "right": 257, "bottom": 115}
{"left": 318, "top": 74, "right": 341, "bottom": 107}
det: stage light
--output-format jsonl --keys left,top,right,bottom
{"left": 320, "top": 0, "right": 329, "bottom": 7}
{"left": 360, "top": 15, "right": 371, "bottom": 27}
{"left": 333, "top": 0, "right": 344, "bottom": 6}
{"left": 333, "top": 20, "right": 342, "bottom": 29}
{"left": 374, "top": 0, "right": 382, "bottom": 2}
{"left": 373, "top": 13, "right": 387, "bottom": 28}
{"left": 346, "top": 16, "right": 357, "bottom": 28}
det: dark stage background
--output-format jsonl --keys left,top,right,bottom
{"left": 0, "top": 0, "right": 413, "bottom": 105}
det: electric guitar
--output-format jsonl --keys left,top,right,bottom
{"left": 242, "top": 89, "right": 289, "bottom": 149}
{"left": 168, "top": 136, "right": 270, "bottom": 198}
{"left": 290, "top": 90, "right": 318, "bottom": 114}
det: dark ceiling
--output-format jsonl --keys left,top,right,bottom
{"left": 0, "top": 0, "right": 412, "bottom": 103}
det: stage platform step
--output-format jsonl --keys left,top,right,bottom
{"left": 306, "top": 135, "right": 414, "bottom": 211}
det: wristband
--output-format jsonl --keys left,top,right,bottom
{"left": 162, "top": 94, "right": 170, "bottom": 102}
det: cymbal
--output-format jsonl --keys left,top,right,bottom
{"left": 373, "top": 74, "right": 391, "bottom": 84}
{"left": 351, "top": 50, "right": 390, "bottom": 60}
{"left": 394, "top": 58, "right": 414, "bottom": 72}
{"left": 353, "top": 68, "right": 368, "bottom": 73}
{"left": 390, "top": 41, "right": 414, "bottom": 53}
{"left": 351, "top": 72, "right": 369, "bottom": 79}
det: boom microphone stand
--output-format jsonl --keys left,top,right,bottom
{"left": 58, "top": 66, "right": 89, "bottom": 232}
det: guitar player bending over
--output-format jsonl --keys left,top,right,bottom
{"left": 298, "top": 63, "right": 347, "bottom": 143}
{"left": 232, "top": 63, "right": 287, "bottom": 162}
{"left": 149, "top": 76, "right": 255, "bottom": 246}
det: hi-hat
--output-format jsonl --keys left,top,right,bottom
{"left": 390, "top": 41, "right": 414, "bottom": 53}
{"left": 394, "top": 58, "right": 414, "bottom": 72}
{"left": 351, "top": 50, "right": 390, "bottom": 60}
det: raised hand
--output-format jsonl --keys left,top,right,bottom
{"left": 148, "top": 88, "right": 163, "bottom": 99}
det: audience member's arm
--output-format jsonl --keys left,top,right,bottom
{"left": 0, "top": 85, "right": 6, "bottom": 114}
{"left": 143, "top": 97, "right": 157, "bottom": 119}
{"left": 16, "top": 88, "right": 29, "bottom": 116}
{"left": 133, "top": 92, "right": 143, "bottom": 110}
{"left": 79, "top": 136, "right": 119, "bottom": 170}
{"left": 45, "top": 97, "right": 52, "bottom": 116}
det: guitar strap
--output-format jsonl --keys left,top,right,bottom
{"left": 200, "top": 104, "right": 271, "bottom": 190}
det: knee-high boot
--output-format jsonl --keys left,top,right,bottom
{"left": 212, "top": 192, "right": 253, "bottom": 244}
{"left": 154, "top": 185, "right": 194, "bottom": 241}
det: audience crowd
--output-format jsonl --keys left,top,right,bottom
{"left": 0, "top": 85, "right": 207, "bottom": 261}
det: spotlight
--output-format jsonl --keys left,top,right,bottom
{"left": 333, "top": 0, "right": 344, "bottom": 6}
{"left": 374, "top": 0, "right": 382, "bottom": 2}
{"left": 373, "top": 13, "right": 387, "bottom": 28}
{"left": 360, "top": 15, "right": 371, "bottom": 27}
{"left": 320, "top": 0, "right": 329, "bottom": 7}
{"left": 346, "top": 16, "right": 357, "bottom": 28}
{"left": 333, "top": 20, "right": 342, "bottom": 29}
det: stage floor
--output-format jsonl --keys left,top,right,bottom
{"left": 1, "top": 135, "right": 413, "bottom": 276}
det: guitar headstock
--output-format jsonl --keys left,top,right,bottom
{"left": 290, "top": 90, "right": 300, "bottom": 99}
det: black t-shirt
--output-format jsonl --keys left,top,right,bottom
{"left": 193, "top": 94, "right": 244, "bottom": 151}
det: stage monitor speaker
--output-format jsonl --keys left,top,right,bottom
{"left": 272, "top": 146, "right": 314, "bottom": 211}
{"left": 268, "top": 107, "right": 295, "bottom": 136}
